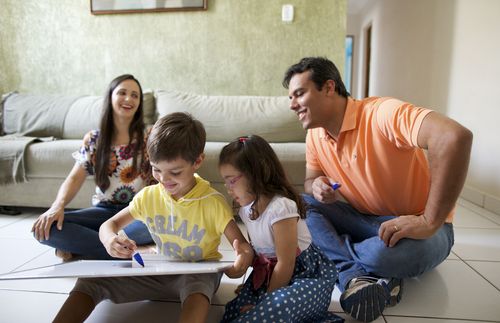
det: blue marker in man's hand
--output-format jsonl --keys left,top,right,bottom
{"left": 331, "top": 182, "right": 341, "bottom": 191}
{"left": 133, "top": 252, "right": 145, "bottom": 267}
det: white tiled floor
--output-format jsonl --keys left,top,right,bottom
{"left": 1, "top": 199, "right": 499, "bottom": 322}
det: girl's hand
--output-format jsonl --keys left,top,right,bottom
{"left": 240, "top": 304, "right": 254, "bottom": 314}
{"left": 103, "top": 233, "right": 137, "bottom": 259}
{"left": 224, "top": 239, "right": 254, "bottom": 278}
{"left": 31, "top": 207, "right": 65, "bottom": 241}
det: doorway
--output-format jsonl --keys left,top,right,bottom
{"left": 363, "top": 24, "right": 372, "bottom": 98}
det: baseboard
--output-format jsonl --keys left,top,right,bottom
{"left": 460, "top": 185, "right": 500, "bottom": 215}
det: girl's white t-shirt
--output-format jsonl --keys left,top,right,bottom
{"left": 239, "top": 195, "right": 311, "bottom": 257}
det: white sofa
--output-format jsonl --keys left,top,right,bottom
{"left": 0, "top": 90, "right": 306, "bottom": 209}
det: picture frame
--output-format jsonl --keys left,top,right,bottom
{"left": 90, "top": 0, "right": 207, "bottom": 15}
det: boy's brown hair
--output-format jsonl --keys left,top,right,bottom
{"left": 147, "top": 112, "right": 206, "bottom": 163}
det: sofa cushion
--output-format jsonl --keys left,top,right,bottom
{"left": 61, "top": 96, "right": 102, "bottom": 139}
{"left": 62, "top": 90, "right": 156, "bottom": 139}
{"left": 155, "top": 90, "right": 305, "bottom": 143}
{"left": 199, "top": 142, "right": 306, "bottom": 186}
{"left": 142, "top": 89, "right": 156, "bottom": 125}
{"left": 2, "top": 92, "right": 78, "bottom": 137}
{"left": 0, "top": 92, "right": 18, "bottom": 135}
{"left": 0, "top": 177, "right": 95, "bottom": 209}
{"left": 24, "top": 140, "right": 81, "bottom": 178}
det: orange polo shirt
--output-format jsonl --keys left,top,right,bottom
{"left": 306, "top": 96, "right": 454, "bottom": 222}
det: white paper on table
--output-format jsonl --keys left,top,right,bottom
{"left": 0, "top": 256, "right": 232, "bottom": 281}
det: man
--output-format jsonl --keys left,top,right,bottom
{"left": 282, "top": 57, "right": 472, "bottom": 322}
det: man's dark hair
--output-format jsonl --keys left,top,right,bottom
{"left": 282, "top": 57, "right": 350, "bottom": 98}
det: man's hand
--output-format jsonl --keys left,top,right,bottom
{"left": 224, "top": 239, "right": 254, "bottom": 278}
{"left": 312, "top": 176, "right": 341, "bottom": 204}
{"left": 379, "top": 215, "right": 441, "bottom": 247}
{"left": 31, "top": 207, "right": 65, "bottom": 241}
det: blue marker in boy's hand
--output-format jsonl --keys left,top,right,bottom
{"left": 118, "top": 230, "right": 144, "bottom": 267}
{"left": 133, "top": 252, "right": 145, "bottom": 267}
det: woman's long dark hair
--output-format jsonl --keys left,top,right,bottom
{"left": 95, "top": 74, "right": 145, "bottom": 192}
{"left": 219, "top": 135, "right": 306, "bottom": 219}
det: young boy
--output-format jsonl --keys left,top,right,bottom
{"left": 53, "top": 112, "right": 254, "bottom": 323}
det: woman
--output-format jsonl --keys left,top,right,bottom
{"left": 32, "top": 74, "right": 155, "bottom": 260}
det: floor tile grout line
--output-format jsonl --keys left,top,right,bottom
{"left": 454, "top": 226, "right": 500, "bottom": 231}
{"left": 462, "top": 259, "right": 500, "bottom": 263}
{"left": 463, "top": 260, "right": 500, "bottom": 293}
{"left": 454, "top": 225, "right": 500, "bottom": 229}
{"left": 0, "top": 214, "right": 33, "bottom": 230}
{"left": 457, "top": 200, "right": 500, "bottom": 226}
{"left": 9, "top": 248, "right": 54, "bottom": 273}
{"left": 453, "top": 252, "right": 500, "bottom": 293}
{"left": 457, "top": 202, "right": 500, "bottom": 223}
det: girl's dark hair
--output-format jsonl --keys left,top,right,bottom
{"left": 219, "top": 135, "right": 306, "bottom": 219}
{"left": 95, "top": 74, "right": 145, "bottom": 192}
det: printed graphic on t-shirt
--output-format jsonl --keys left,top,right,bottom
{"left": 146, "top": 214, "right": 206, "bottom": 261}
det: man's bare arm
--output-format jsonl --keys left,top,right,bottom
{"left": 380, "top": 111, "right": 473, "bottom": 247}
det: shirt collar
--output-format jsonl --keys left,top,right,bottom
{"left": 340, "top": 97, "right": 358, "bottom": 132}
{"left": 319, "top": 97, "right": 359, "bottom": 139}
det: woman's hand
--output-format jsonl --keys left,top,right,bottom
{"left": 31, "top": 207, "right": 65, "bottom": 241}
{"left": 31, "top": 163, "right": 87, "bottom": 242}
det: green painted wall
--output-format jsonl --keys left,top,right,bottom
{"left": 0, "top": 0, "right": 346, "bottom": 96}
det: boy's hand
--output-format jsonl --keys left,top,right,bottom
{"left": 104, "top": 233, "right": 137, "bottom": 259}
{"left": 224, "top": 239, "right": 254, "bottom": 278}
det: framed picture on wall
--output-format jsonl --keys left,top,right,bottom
{"left": 90, "top": 0, "right": 207, "bottom": 15}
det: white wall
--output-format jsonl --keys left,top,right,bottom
{"left": 351, "top": 0, "right": 449, "bottom": 108}
{"left": 348, "top": 0, "right": 500, "bottom": 213}
{"left": 447, "top": 0, "right": 500, "bottom": 212}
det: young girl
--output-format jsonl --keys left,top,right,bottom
{"left": 219, "top": 135, "right": 343, "bottom": 323}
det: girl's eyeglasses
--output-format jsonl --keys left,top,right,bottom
{"left": 224, "top": 174, "right": 243, "bottom": 189}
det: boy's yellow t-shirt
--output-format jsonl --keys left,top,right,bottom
{"left": 129, "top": 174, "right": 234, "bottom": 261}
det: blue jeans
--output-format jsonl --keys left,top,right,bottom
{"left": 303, "top": 194, "right": 454, "bottom": 291}
{"left": 37, "top": 203, "right": 153, "bottom": 260}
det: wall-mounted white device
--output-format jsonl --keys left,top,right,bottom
{"left": 282, "top": 4, "right": 294, "bottom": 23}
